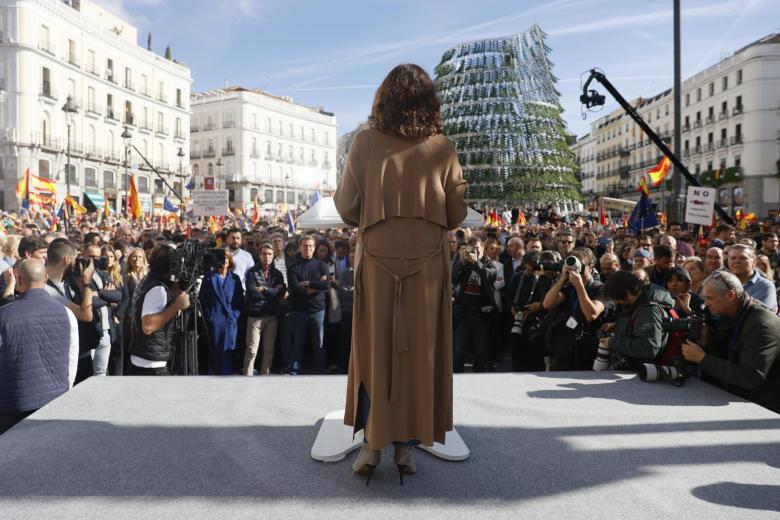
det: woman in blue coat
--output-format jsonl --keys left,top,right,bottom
{"left": 199, "top": 249, "right": 245, "bottom": 374}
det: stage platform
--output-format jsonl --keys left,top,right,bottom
{"left": 1, "top": 372, "right": 778, "bottom": 519}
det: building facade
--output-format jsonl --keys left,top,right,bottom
{"left": 570, "top": 132, "right": 596, "bottom": 199}
{"left": 0, "top": 0, "right": 192, "bottom": 213}
{"left": 190, "top": 87, "right": 337, "bottom": 213}
{"left": 574, "top": 33, "right": 780, "bottom": 219}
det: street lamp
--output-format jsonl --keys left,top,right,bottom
{"left": 216, "top": 157, "right": 223, "bottom": 189}
{"left": 121, "top": 125, "right": 132, "bottom": 216}
{"left": 61, "top": 96, "right": 79, "bottom": 198}
{"left": 177, "top": 146, "right": 186, "bottom": 217}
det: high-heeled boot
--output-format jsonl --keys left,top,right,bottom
{"left": 352, "top": 446, "right": 381, "bottom": 485}
{"left": 393, "top": 445, "right": 416, "bottom": 485}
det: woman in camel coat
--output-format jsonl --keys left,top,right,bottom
{"left": 334, "top": 63, "right": 467, "bottom": 483}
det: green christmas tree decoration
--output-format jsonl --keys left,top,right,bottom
{"left": 434, "top": 24, "right": 581, "bottom": 204}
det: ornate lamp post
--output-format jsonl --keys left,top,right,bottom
{"left": 61, "top": 96, "right": 79, "bottom": 197}
{"left": 121, "top": 125, "right": 132, "bottom": 216}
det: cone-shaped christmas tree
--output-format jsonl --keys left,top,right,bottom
{"left": 434, "top": 24, "right": 581, "bottom": 204}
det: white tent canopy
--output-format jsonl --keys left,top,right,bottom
{"left": 296, "top": 196, "right": 485, "bottom": 229}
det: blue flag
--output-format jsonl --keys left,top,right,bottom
{"left": 310, "top": 191, "right": 322, "bottom": 206}
{"left": 285, "top": 210, "right": 296, "bottom": 235}
{"left": 185, "top": 175, "right": 195, "bottom": 190}
{"left": 163, "top": 196, "right": 179, "bottom": 213}
{"left": 628, "top": 193, "right": 658, "bottom": 235}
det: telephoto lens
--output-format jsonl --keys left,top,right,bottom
{"left": 593, "top": 339, "right": 611, "bottom": 371}
{"left": 638, "top": 363, "right": 679, "bottom": 382}
{"left": 510, "top": 311, "right": 525, "bottom": 335}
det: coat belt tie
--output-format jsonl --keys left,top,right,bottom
{"left": 362, "top": 247, "right": 441, "bottom": 403}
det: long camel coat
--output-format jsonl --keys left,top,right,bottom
{"left": 334, "top": 128, "right": 467, "bottom": 449}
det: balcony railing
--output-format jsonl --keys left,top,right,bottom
{"left": 190, "top": 150, "right": 201, "bottom": 159}
{"left": 124, "top": 79, "right": 135, "bottom": 91}
{"left": 692, "top": 145, "right": 702, "bottom": 154}
{"left": 203, "top": 149, "right": 216, "bottom": 158}
{"left": 704, "top": 142, "right": 714, "bottom": 152}
{"left": 732, "top": 105, "right": 743, "bottom": 116}
{"left": 705, "top": 115, "right": 715, "bottom": 125}
{"left": 86, "top": 64, "right": 100, "bottom": 77}
{"left": 86, "top": 102, "right": 102, "bottom": 116}
{"left": 124, "top": 113, "right": 135, "bottom": 126}
{"left": 39, "top": 83, "right": 57, "bottom": 100}
{"left": 190, "top": 125, "right": 200, "bottom": 133}
{"left": 156, "top": 125, "right": 169, "bottom": 136}
{"left": 693, "top": 120, "right": 702, "bottom": 128}
{"left": 718, "top": 111, "right": 729, "bottom": 120}
{"left": 250, "top": 150, "right": 261, "bottom": 159}
{"left": 682, "top": 124, "right": 690, "bottom": 132}
{"left": 175, "top": 130, "right": 185, "bottom": 139}
{"left": 157, "top": 92, "right": 168, "bottom": 103}
{"left": 105, "top": 108, "right": 119, "bottom": 122}
{"left": 84, "top": 145, "right": 103, "bottom": 158}
{"left": 717, "top": 139, "right": 729, "bottom": 149}
{"left": 223, "top": 148, "right": 235, "bottom": 156}
{"left": 730, "top": 135, "right": 743, "bottom": 145}
{"left": 38, "top": 40, "right": 55, "bottom": 55}
{"left": 140, "top": 86, "right": 151, "bottom": 98}
{"left": 223, "top": 121, "right": 236, "bottom": 129}
{"left": 67, "top": 54, "right": 80, "bottom": 67}
{"left": 105, "top": 70, "right": 116, "bottom": 84}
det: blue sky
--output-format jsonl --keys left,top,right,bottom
{"left": 103, "top": 0, "right": 780, "bottom": 138}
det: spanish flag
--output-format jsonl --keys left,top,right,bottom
{"left": 637, "top": 176, "right": 651, "bottom": 197}
{"left": 252, "top": 195, "right": 260, "bottom": 226}
{"left": 128, "top": 175, "right": 142, "bottom": 220}
{"left": 208, "top": 215, "right": 218, "bottom": 234}
{"left": 648, "top": 156, "right": 671, "bottom": 187}
{"left": 65, "top": 194, "right": 87, "bottom": 215}
{"left": 16, "top": 169, "right": 57, "bottom": 199}
{"left": 517, "top": 211, "right": 526, "bottom": 226}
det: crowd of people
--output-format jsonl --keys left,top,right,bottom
{"left": 1, "top": 204, "right": 779, "bottom": 433}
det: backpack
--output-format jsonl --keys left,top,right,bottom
{"left": 629, "top": 303, "right": 684, "bottom": 365}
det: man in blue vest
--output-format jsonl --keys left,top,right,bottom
{"left": 0, "top": 259, "right": 79, "bottom": 434}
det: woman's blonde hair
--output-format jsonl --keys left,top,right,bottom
{"left": 123, "top": 247, "right": 149, "bottom": 281}
{"left": 1, "top": 235, "right": 21, "bottom": 259}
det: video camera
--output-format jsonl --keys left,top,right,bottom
{"left": 167, "top": 239, "right": 218, "bottom": 289}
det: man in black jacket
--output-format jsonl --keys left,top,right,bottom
{"left": 287, "top": 235, "right": 330, "bottom": 375}
{"left": 453, "top": 237, "right": 497, "bottom": 373}
{"left": 682, "top": 270, "right": 780, "bottom": 413}
{"left": 243, "top": 243, "right": 285, "bottom": 375}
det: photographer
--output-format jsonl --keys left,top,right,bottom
{"left": 604, "top": 270, "right": 675, "bottom": 369}
{"left": 129, "top": 244, "right": 191, "bottom": 375}
{"left": 542, "top": 247, "right": 607, "bottom": 370}
{"left": 509, "top": 251, "right": 542, "bottom": 371}
{"left": 682, "top": 271, "right": 780, "bottom": 413}
{"left": 453, "top": 236, "right": 497, "bottom": 373}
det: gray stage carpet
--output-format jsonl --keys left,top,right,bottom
{"left": 0, "top": 373, "right": 778, "bottom": 519}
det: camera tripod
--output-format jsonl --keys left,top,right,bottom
{"left": 170, "top": 282, "right": 212, "bottom": 376}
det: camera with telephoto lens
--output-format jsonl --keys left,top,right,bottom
{"left": 638, "top": 357, "right": 688, "bottom": 386}
{"left": 593, "top": 335, "right": 612, "bottom": 371}
{"left": 661, "top": 314, "right": 704, "bottom": 342}
{"left": 541, "top": 256, "right": 584, "bottom": 275}
{"left": 511, "top": 310, "right": 525, "bottom": 335}
{"left": 167, "top": 239, "right": 218, "bottom": 288}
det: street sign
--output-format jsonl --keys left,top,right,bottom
{"left": 203, "top": 176, "right": 215, "bottom": 190}
{"left": 685, "top": 186, "right": 716, "bottom": 226}
{"left": 192, "top": 189, "right": 229, "bottom": 217}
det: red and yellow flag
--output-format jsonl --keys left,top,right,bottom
{"left": 65, "top": 194, "right": 87, "bottom": 215}
{"left": 128, "top": 175, "right": 142, "bottom": 220}
{"left": 637, "top": 176, "right": 650, "bottom": 197}
{"left": 517, "top": 211, "right": 526, "bottom": 226}
{"left": 16, "top": 168, "right": 57, "bottom": 199}
{"left": 648, "top": 156, "right": 671, "bottom": 187}
{"left": 252, "top": 195, "right": 260, "bottom": 226}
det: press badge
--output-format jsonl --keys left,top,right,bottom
{"left": 565, "top": 316, "right": 578, "bottom": 329}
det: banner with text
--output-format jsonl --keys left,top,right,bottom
{"left": 685, "top": 186, "right": 716, "bottom": 226}
{"left": 192, "top": 189, "right": 230, "bottom": 217}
